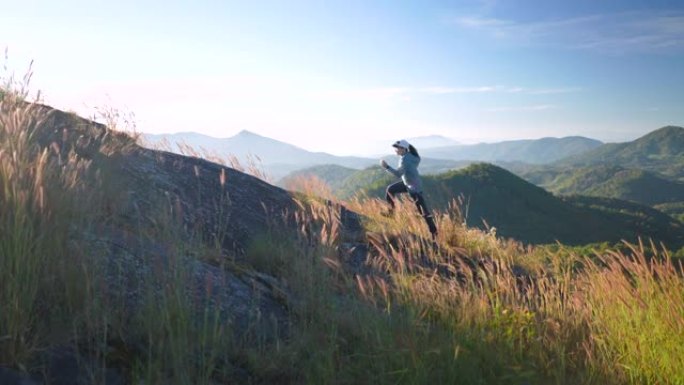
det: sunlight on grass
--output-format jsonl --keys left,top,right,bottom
{"left": 2, "top": 61, "right": 684, "bottom": 383}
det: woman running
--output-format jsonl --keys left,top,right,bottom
{"left": 380, "top": 139, "right": 438, "bottom": 237}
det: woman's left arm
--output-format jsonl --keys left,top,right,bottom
{"left": 382, "top": 159, "right": 403, "bottom": 178}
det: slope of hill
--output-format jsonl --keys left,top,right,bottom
{"left": 421, "top": 136, "right": 602, "bottom": 164}
{"left": 565, "top": 195, "right": 684, "bottom": 242}
{"left": 362, "top": 163, "right": 684, "bottom": 246}
{"left": 557, "top": 126, "right": 684, "bottom": 180}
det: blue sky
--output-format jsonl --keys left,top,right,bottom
{"left": 1, "top": 0, "right": 683, "bottom": 155}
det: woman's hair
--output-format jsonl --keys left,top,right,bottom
{"left": 408, "top": 144, "right": 420, "bottom": 158}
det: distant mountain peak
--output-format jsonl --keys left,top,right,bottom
{"left": 641, "top": 125, "right": 684, "bottom": 139}
{"left": 633, "top": 125, "right": 684, "bottom": 149}
{"left": 659, "top": 125, "right": 683, "bottom": 131}
{"left": 407, "top": 134, "right": 454, "bottom": 140}
{"left": 404, "top": 135, "right": 459, "bottom": 149}
{"left": 560, "top": 135, "right": 601, "bottom": 141}
{"left": 235, "top": 129, "right": 262, "bottom": 137}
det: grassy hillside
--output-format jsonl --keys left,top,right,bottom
{"left": 4, "top": 77, "right": 684, "bottom": 384}
{"left": 361, "top": 163, "right": 684, "bottom": 247}
{"left": 557, "top": 126, "right": 684, "bottom": 180}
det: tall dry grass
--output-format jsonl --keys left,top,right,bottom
{"left": 0, "top": 68, "right": 97, "bottom": 367}
{"left": 0, "top": 65, "right": 238, "bottom": 383}
{"left": 3, "top": 58, "right": 684, "bottom": 383}
{"left": 338, "top": 193, "right": 684, "bottom": 384}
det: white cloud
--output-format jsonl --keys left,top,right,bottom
{"left": 419, "top": 86, "right": 496, "bottom": 94}
{"left": 416, "top": 85, "right": 580, "bottom": 95}
{"left": 526, "top": 87, "right": 582, "bottom": 95}
{"left": 312, "top": 84, "right": 580, "bottom": 101}
{"left": 485, "top": 104, "right": 557, "bottom": 112}
{"left": 452, "top": 10, "right": 684, "bottom": 54}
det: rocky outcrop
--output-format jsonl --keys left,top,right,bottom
{"left": 19, "top": 101, "right": 299, "bottom": 325}
{"left": 1, "top": 102, "right": 306, "bottom": 383}
{"left": 23, "top": 102, "right": 297, "bottom": 255}
{"left": 120, "top": 147, "right": 296, "bottom": 254}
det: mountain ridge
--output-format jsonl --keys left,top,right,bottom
{"left": 423, "top": 164, "right": 684, "bottom": 246}
{"left": 142, "top": 131, "right": 375, "bottom": 178}
{"left": 421, "top": 136, "right": 603, "bottom": 164}
{"left": 144, "top": 131, "right": 609, "bottom": 179}
{"left": 556, "top": 125, "right": 684, "bottom": 180}
{"left": 522, "top": 165, "right": 684, "bottom": 206}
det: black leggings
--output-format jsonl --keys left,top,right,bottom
{"left": 385, "top": 181, "right": 438, "bottom": 236}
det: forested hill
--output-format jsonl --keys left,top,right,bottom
{"left": 556, "top": 126, "right": 684, "bottom": 180}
